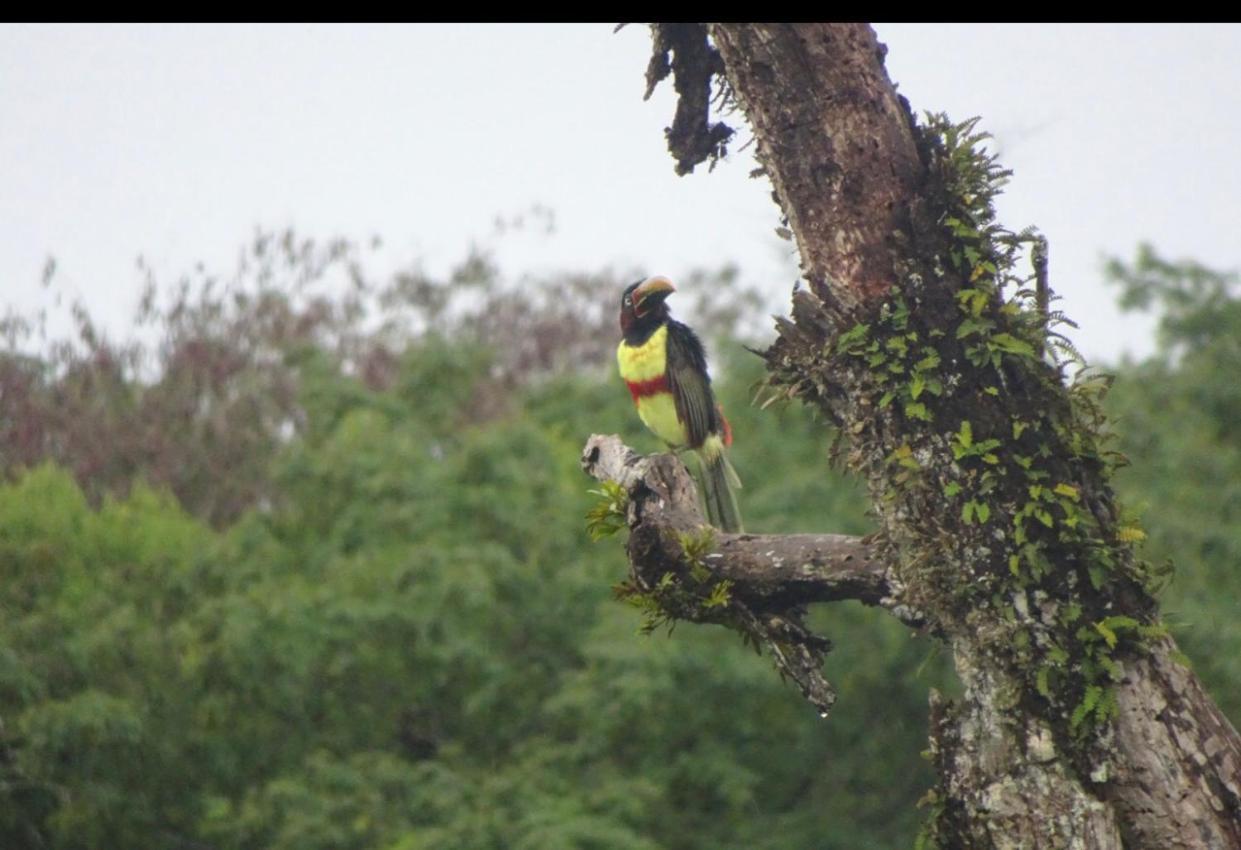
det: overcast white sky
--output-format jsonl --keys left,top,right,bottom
{"left": 2, "top": 23, "right": 1239, "bottom": 362}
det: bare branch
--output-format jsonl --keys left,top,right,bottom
{"left": 582, "top": 433, "right": 926, "bottom": 717}
{"left": 581, "top": 434, "right": 916, "bottom": 620}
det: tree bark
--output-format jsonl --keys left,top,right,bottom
{"left": 581, "top": 434, "right": 913, "bottom": 716}
{"left": 711, "top": 24, "right": 923, "bottom": 310}
{"left": 614, "top": 21, "right": 1241, "bottom": 849}
{"left": 581, "top": 434, "right": 904, "bottom": 613}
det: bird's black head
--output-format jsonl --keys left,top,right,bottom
{"left": 620, "top": 276, "right": 676, "bottom": 342}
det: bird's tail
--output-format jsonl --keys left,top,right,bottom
{"left": 697, "top": 437, "right": 743, "bottom": 533}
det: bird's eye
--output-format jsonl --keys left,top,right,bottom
{"left": 624, "top": 295, "right": 632, "bottom": 306}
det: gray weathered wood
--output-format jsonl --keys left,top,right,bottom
{"left": 581, "top": 434, "right": 905, "bottom": 613}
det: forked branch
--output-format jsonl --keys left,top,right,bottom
{"left": 581, "top": 434, "right": 921, "bottom": 716}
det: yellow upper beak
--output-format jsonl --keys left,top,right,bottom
{"left": 633, "top": 276, "right": 675, "bottom": 313}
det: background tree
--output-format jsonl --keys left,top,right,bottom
{"left": 0, "top": 232, "right": 943, "bottom": 849}
{"left": 585, "top": 22, "right": 1241, "bottom": 848}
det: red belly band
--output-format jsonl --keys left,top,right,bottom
{"left": 625, "top": 374, "right": 670, "bottom": 402}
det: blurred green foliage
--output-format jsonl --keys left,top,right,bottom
{"left": 0, "top": 235, "right": 1235, "bottom": 848}
{"left": 1105, "top": 244, "right": 1241, "bottom": 723}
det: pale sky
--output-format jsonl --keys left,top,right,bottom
{"left": 2, "top": 23, "right": 1239, "bottom": 362}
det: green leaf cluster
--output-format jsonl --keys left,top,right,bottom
{"left": 585, "top": 481, "right": 628, "bottom": 541}
{"left": 819, "top": 115, "right": 1182, "bottom": 767}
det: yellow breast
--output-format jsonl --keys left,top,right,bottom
{"left": 617, "top": 324, "right": 668, "bottom": 381}
{"left": 617, "top": 325, "right": 688, "bottom": 448}
{"left": 635, "top": 392, "right": 686, "bottom": 448}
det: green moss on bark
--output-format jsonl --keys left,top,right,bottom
{"left": 765, "top": 114, "right": 1165, "bottom": 777}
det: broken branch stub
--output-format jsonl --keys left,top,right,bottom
{"left": 581, "top": 433, "right": 915, "bottom": 717}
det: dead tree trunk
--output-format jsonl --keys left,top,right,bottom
{"left": 594, "top": 22, "right": 1241, "bottom": 849}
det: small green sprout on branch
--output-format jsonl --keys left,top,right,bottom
{"left": 585, "top": 480, "right": 628, "bottom": 541}
{"left": 612, "top": 527, "right": 734, "bottom": 636}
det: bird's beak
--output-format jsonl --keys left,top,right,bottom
{"left": 633, "top": 276, "right": 675, "bottom": 315}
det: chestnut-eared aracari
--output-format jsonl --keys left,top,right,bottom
{"left": 617, "top": 275, "right": 743, "bottom": 533}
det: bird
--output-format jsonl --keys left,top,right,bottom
{"left": 617, "top": 275, "right": 743, "bottom": 532}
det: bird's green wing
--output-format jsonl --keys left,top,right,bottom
{"left": 665, "top": 320, "right": 720, "bottom": 448}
